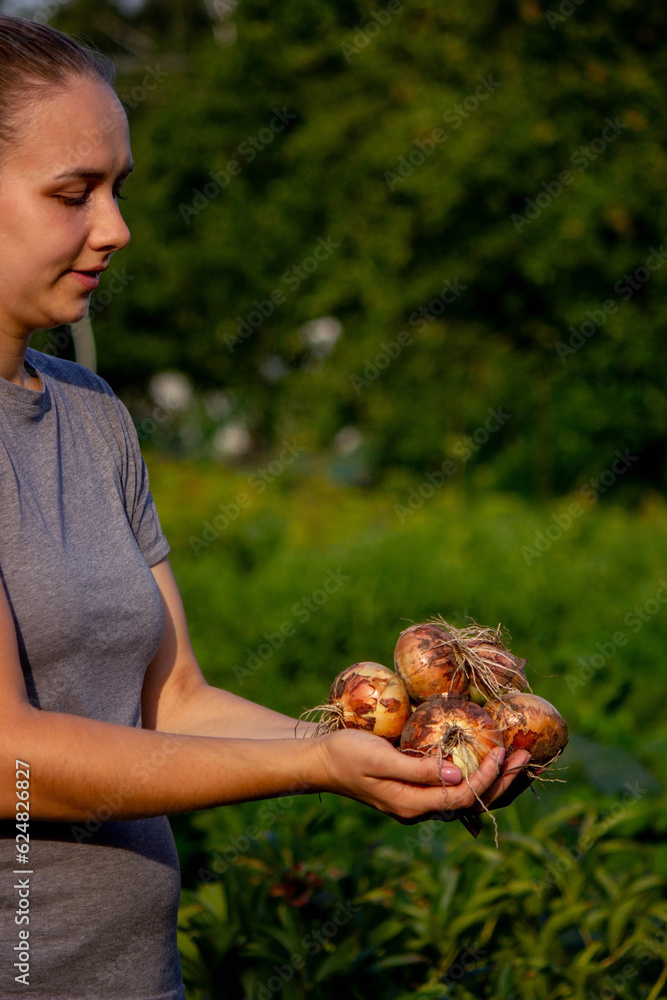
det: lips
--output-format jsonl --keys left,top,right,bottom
{"left": 67, "top": 270, "right": 101, "bottom": 291}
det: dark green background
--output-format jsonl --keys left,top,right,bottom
{"left": 17, "top": 0, "right": 667, "bottom": 499}
{"left": 5, "top": 1, "right": 666, "bottom": 996}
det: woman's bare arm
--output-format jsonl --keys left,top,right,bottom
{"left": 0, "top": 574, "right": 525, "bottom": 825}
{"left": 140, "top": 559, "right": 314, "bottom": 740}
{"left": 139, "top": 559, "right": 530, "bottom": 813}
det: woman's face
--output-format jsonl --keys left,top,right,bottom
{"left": 0, "top": 76, "right": 132, "bottom": 337}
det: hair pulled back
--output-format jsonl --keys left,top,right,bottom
{"left": 0, "top": 15, "right": 116, "bottom": 155}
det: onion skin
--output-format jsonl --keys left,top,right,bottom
{"left": 400, "top": 694, "right": 503, "bottom": 777}
{"left": 485, "top": 693, "right": 568, "bottom": 765}
{"left": 394, "top": 624, "right": 468, "bottom": 704}
{"left": 329, "top": 662, "right": 411, "bottom": 741}
{"left": 467, "top": 640, "right": 528, "bottom": 694}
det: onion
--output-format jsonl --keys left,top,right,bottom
{"left": 485, "top": 693, "right": 568, "bottom": 767}
{"left": 399, "top": 694, "right": 503, "bottom": 778}
{"left": 393, "top": 624, "right": 469, "bottom": 704}
{"left": 300, "top": 662, "right": 411, "bottom": 741}
{"left": 466, "top": 639, "right": 528, "bottom": 696}
{"left": 395, "top": 618, "right": 529, "bottom": 704}
{"left": 426, "top": 616, "right": 529, "bottom": 700}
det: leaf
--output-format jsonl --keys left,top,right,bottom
{"left": 312, "top": 933, "right": 361, "bottom": 983}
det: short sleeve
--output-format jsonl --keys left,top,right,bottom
{"left": 111, "top": 395, "right": 171, "bottom": 567}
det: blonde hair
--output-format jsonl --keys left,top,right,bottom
{"left": 0, "top": 15, "right": 116, "bottom": 153}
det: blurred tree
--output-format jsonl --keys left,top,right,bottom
{"left": 9, "top": 0, "right": 666, "bottom": 496}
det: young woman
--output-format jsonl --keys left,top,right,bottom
{"left": 0, "top": 16, "right": 530, "bottom": 999}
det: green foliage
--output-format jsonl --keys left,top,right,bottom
{"left": 151, "top": 457, "right": 667, "bottom": 778}
{"left": 145, "top": 457, "right": 667, "bottom": 998}
{"left": 33, "top": 0, "right": 667, "bottom": 496}
{"left": 177, "top": 800, "right": 667, "bottom": 999}
{"left": 6, "top": 0, "right": 664, "bottom": 988}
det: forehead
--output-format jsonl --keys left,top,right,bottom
{"left": 8, "top": 77, "right": 131, "bottom": 179}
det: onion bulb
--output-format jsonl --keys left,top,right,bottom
{"left": 485, "top": 693, "right": 568, "bottom": 767}
{"left": 399, "top": 694, "right": 503, "bottom": 778}
{"left": 300, "top": 662, "right": 411, "bottom": 742}
{"left": 394, "top": 624, "right": 469, "bottom": 704}
{"left": 466, "top": 639, "right": 528, "bottom": 697}
{"left": 396, "top": 618, "right": 529, "bottom": 703}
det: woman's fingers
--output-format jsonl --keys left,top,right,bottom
{"left": 488, "top": 749, "right": 532, "bottom": 801}
{"left": 395, "top": 750, "right": 533, "bottom": 825}
{"left": 468, "top": 750, "right": 533, "bottom": 813}
{"left": 317, "top": 730, "right": 533, "bottom": 824}
{"left": 378, "top": 745, "right": 510, "bottom": 820}
{"left": 389, "top": 747, "right": 511, "bottom": 823}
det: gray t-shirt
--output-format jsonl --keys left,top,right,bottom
{"left": 0, "top": 348, "right": 185, "bottom": 999}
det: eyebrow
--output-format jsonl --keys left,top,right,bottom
{"left": 53, "top": 162, "right": 135, "bottom": 181}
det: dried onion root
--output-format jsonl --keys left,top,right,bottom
{"left": 426, "top": 615, "right": 529, "bottom": 699}
{"left": 399, "top": 694, "right": 504, "bottom": 846}
{"left": 297, "top": 661, "right": 411, "bottom": 742}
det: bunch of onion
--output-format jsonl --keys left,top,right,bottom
{"left": 400, "top": 693, "right": 504, "bottom": 844}
{"left": 458, "top": 692, "right": 569, "bottom": 840}
{"left": 485, "top": 692, "right": 568, "bottom": 777}
{"left": 394, "top": 617, "right": 528, "bottom": 704}
{"left": 297, "top": 661, "right": 411, "bottom": 742}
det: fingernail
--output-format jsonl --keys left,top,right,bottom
{"left": 441, "top": 766, "right": 461, "bottom": 784}
{"left": 495, "top": 748, "right": 506, "bottom": 764}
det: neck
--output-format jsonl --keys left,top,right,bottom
{"left": 0, "top": 333, "right": 34, "bottom": 388}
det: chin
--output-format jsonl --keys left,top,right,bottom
{"left": 44, "top": 299, "right": 91, "bottom": 328}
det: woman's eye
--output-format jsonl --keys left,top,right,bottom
{"left": 56, "top": 194, "right": 89, "bottom": 207}
{"left": 54, "top": 190, "right": 127, "bottom": 207}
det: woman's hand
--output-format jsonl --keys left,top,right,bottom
{"left": 312, "top": 727, "right": 531, "bottom": 824}
{"left": 469, "top": 757, "right": 537, "bottom": 813}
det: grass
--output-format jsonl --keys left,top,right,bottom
{"left": 144, "top": 454, "right": 667, "bottom": 998}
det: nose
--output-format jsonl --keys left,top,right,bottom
{"left": 89, "top": 191, "right": 131, "bottom": 255}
